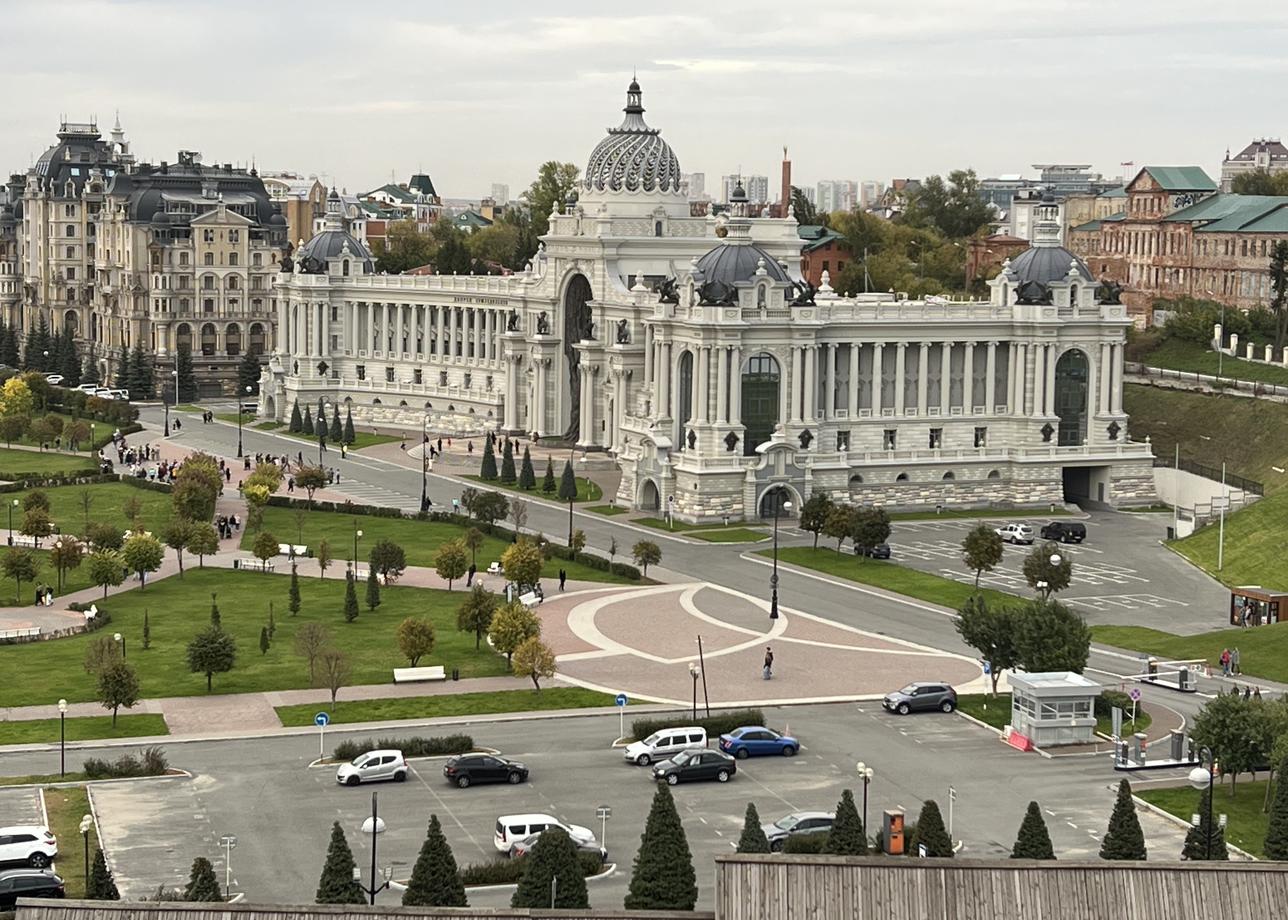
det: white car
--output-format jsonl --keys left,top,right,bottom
{"left": 75, "top": 383, "right": 101, "bottom": 394}
{"left": 335, "top": 749, "right": 407, "bottom": 786}
{"left": 43, "top": 375, "right": 64, "bottom": 386}
{"left": 92, "top": 388, "right": 114, "bottom": 400}
{"left": 493, "top": 813, "right": 598, "bottom": 855}
{"left": 623, "top": 726, "right": 707, "bottom": 766}
{"left": 508, "top": 830, "right": 606, "bottom": 862}
{"left": 995, "top": 523, "right": 1034, "bottom": 545}
{"left": 0, "top": 826, "right": 57, "bottom": 868}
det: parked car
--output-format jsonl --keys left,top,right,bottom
{"left": 335, "top": 749, "right": 408, "bottom": 786}
{"left": 718, "top": 726, "right": 799, "bottom": 759}
{"left": 493, "top": 813, "right": 598, "bottom": 855}
{"left": 761, "top": 811, "right": 835, "bottom": 851}
{"left": 508, "top": 831, "right": 606, "bottom": 862}
{"left": 74, "top": 383, "right": 101, "bottom": 394}
{"left": 107, "top": 388, "right": 130, "bottom": 401}
{"left": 623, "top": 726, "right": 706, "bottom": 766}
{"left": 92, "top": 388, "right": 114, "bottom": 400}
{"left": 882, "top": 682, "right": 958, "bottom": 715}
{"left": 995, "top": 523, "right": 1034, "bottom": 545}
{"left": 856, "top": 543, "right": 891, "bottom": 559}
{"left": 0, "top": 869, "right": 64, "bottom": 909}
{"left": 43, "top": 374, "right": 64, "bottom": 386}
{"left": 651, "top": 748, "right": 737, "bottom": 785}
{"left": 1040, "top": 521, "right": 1086, "bottom": 544}
{"left": 0, "top": 827, "right": 57, "bottom": 869}
{"left": 442, "top": 753, "right": 528, "bottom": 788}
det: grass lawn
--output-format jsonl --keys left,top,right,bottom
{"left": 1123, "top": 384, "right": 1288, "bottom": 493}
{"left": 267, "top": 427, "right": 404, "bottom": 451}
{"left": 764, "top": 546, "right": 1019, "bottom": 609}
{"left": 43, "top": 785, "right": 99, "bottom": 897}
{"left": 691, "top": 528, "right": 768, "bottom": 543}
{"left": 0, "top": 447, "right": 97, "bottom": 476}
{"left": 1137, "top": 780, "right": 1270, "bottom": 858}
{"left": 1170, "top": 489, "right": 1288, "bottom": 590}
{"left": 633, "top": 516, "right": 730, "bottom": 533}
{"left": 9, "top": 481, "right": 174, "bottom": 539}
{"left": 1138, "top": 337, "right": 1288, "bottom": 389}
{"left": 0, "top": 568, "right": 514, "bottom": 708}
{"left": 955, "top": 693, "right": 1150, "bottom": 738}
{"left": 251, "top": 421, "right": 281, "bottom": 431}
{"left": 0, "top": 714, "right": 169, "bottom": 746}
{"left": 1119, "top": 504, "right": 1172, "bottom": 513}
{"left": 462, "top": 474, "right": 603, "bottom": 504}
{"left": 1090, "top": 622, "right": 1288, "bottom": 683}
{"left": 585, "top": 505, "right": 627, "bottom": 516}
{"left": 214, "top": 412, "right": 249, "bottom": 425}
{"left": 276, "top": 686, "right": 619, "bottom": 726}
{"left": 175, "top": 404, "right": 203, "bottom": 413}
{"left": 243, "top": 506, "right": 629, "bottom": 584}
{"left": 886, "top": 508, "right": 1070, "bottom": 522}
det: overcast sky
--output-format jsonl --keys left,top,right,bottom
{"left": 2, "top": 0, "right": 1287, "bottom": 200}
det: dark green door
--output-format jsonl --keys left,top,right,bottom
{"left": 741, "top": 353, "right": 780, "bottom": 456}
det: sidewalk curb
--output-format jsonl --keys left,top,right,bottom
{"left": 0, "top": 769, "right": 192, "bottom": 790}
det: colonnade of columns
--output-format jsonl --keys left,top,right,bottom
{"left": 281, "top": 299, "right": 504, "bottom": 366}
{"left": 645, "top": 340, "right": 746, "bottom": 427}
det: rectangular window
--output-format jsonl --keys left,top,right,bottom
{"left": 463, "top": 373, "right": 472, "bottom": 389}
{"left": 413, "top": 369, "right": 423, "bottom": 385}
{"left": 837, "top": 430, "right": 850, "bottom": 450}
{"left": 974, "top": 426, "right": 987, "bottom": 448}
{"left": 385, "top": 366, "right": 394, "bottom": 383}
{"left": 203, "top": 298, "right": 214, "bottom": 313}
{"left": 203, "top": 229, "right": 214, "bottom": 243}
{"left": 229, "top": 229, "right": 240, "bottom": 243}
{"left": 883, "top": 429, "right": 896, "bottom": 450}
{"left": 928, "top": 427, "right": 942, "bottom": 449}
{"left": 356, "top": 365, "right": 366, "bottom": 380}
{"left": 66, "top": 267, "right": 76, "bottom": 281}
{"left": 331, "top": 306, "right": 338, "bottom": 321}
{"left": 439, "top": 370, "right": 448, "bottom": 386}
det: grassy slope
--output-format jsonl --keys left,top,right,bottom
{"left": 0, "top": 714, "right": 169, "bottom": 746}
{"left": 0, "top": 568, "right": 512, "bottom": 708}
{"left": 692, "top": 528, "right": 768, "bottom": 543}
{"left": 1091, "top": 622, "right": 1288, "bottom": 683}
{"left": 955, "top": 693, "right": 1150, "bottom": 738}
{"left": 0, "top": 447, "right": 96, "bottom": 475}
{"left": 242, "top": 506, "right": 628, "bottom": 584}
{"left": 276, "top": 687, "right": 617, "bottom": 726}
{"left": 1137, "top": 782, "right": 1269, "bottom": 858}
{"left": 1137, "top": 337, "right": 1288, "bottom": 388}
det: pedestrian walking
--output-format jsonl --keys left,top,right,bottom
{"left": 558, "top": 568, "right": 566, "bottom": 591}
{"left": 763, "top": 646, "right": 774, "bottom": 680}
{"left": 1220, "top": 647, "right": 1231, "bottom": 677}
{"left": 1232, "top": 646, "right": 1241, "bottom": 675}
{"left": 467, "top": 563, "right": 476, "bottom": 587}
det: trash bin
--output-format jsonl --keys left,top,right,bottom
{"left": 232, "top": 558, "right": 240, "bottom": 570}
{"left": 452, "top": 667, "right": 460, "bottom": 681}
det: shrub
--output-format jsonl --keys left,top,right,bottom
{"left": 782, "top": 834, "right": 827, "bottom": 854}
{"left": 83, "top": 746, "right": 168, "bottom": 779}
{"left": 332, "top": 734, "right": 474, "bottom": 762}
{"left": 1095, "top": 690, "right": 1133, "bottom": 719}
{"left": 457, "top": 851, "right": 603, "bottom": 887}
{"left": 630, "top": 709, "right": 765, "bottom": 743}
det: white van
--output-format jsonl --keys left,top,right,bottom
{"left": 493, "top": 813, "right": 598, "bottom": 855}
{"left": 623, "top": 726, "right": 707, "bottom": 766}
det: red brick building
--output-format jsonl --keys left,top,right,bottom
{"left": 798, "top": 224, "right": 847, "bottom": 287}
{"left": 965, "top": 234, "right": 1029, "bottom": 287}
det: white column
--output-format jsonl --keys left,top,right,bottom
{"left": 985, "top": 341, "right": 997, "bottom": 412}
{"left": 894, "top": 342, "right": 906, "bottom": 415}
{"left": 804, "top": 345, "right": 817, "bottom": 422}
{"left": 1031, "top": 344, "right": 1045, "bottom": 418}
{"left": 1045, "top": 344, "right": 1058, "bottom": 416}
{"left": 871, "top": 343, "right": 884, "bottom": 415}
{"left": 395, "top": 303, "right": 405, "bottom": 356}
{"left": 1084, "top": 349, "right": 1097, "bottom": 441}
{"left": 644, "top": 327, "right": 654, "bottom": 387}
{"left": 916, "top": 342, "right": 929, "bottom": 415}
{"left": 579, "top": 365, "right": 590, "bottom": 443}
{"left": 730, "top": 345, "right": 742, "bottom": 426}
{"left": 939, "top": 342, "right": 952, "bottom": 411}
{"left": 1110, "top": 343, "right": 1123, "bottom": 414}
{"left": 503, "top": 356, "right": 517, "bottom": 429}
{"left": 319, "top": 303, "right": 326, "bottom": 357}
{"left": 823, "top": 343, "right": 836, "bottom": 419}
{"left": 1099, "top": 342, "right": 1111, "bottom": 414}
{"left": 660, "top": 343, "right": 672, "bottom": 418}
{"left": 963, "top": 341, "right": 976, "bottom": 413}
{"left": 847, "top": 343, "right": 859, "bottom": 416}
{"left": 436, "top": 306, "right": 446, "bottom": 356}
{"left": 790, "top": 346, "right": 803, "bottom": 422}
{"left": 534, "top": 358, "right": 546, "bottom": 434}
{"left": 1006, "top": 342, "right": 1018, "bottom": 413}
{"left": 716, "top": 346, "right": 729, "bottom": 424}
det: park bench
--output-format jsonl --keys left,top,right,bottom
{"left": 10, "top": 535, "right": 39, "bottom": 549}
{"left": 393, "top": 665, "right": 447, "bottom": 683}
{"left": 486, "top": 561, "right": 502, "bottom": 575}
{"left": 236, "top": 558, "right": 275, "bottom": 573}
{"left": 278, "top": 543, "right": 309, "bottom": 558}
{"left": 0, "top": 626, "right": 40, "bottom": 640}
{"left": 519, "top": 591, "right": 542, "bottom": 609}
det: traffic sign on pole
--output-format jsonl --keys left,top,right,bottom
{"left": 315, "top": 712, "right": 330, "bottom": 760}
{"left": 315, "top": 712, "right": 331, "bottom": 727}
{"left": 615, "top": 694, "right": 628, "bottom": 742}
{"left": 615, "top": 694, "right": 628, "bottom": 707}
{"left": 596, "top": 806, "right": 611, "bottom": 854}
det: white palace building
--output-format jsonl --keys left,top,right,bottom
{"left": 260, "top": 80, "right": 1155, "bottom": 521}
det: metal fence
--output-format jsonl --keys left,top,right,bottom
{"left": 1152, "top": 454, "right": 1263, "bottom": 496}
{"left": 1127, "top": 361, "right": 1288, "bottom": 399}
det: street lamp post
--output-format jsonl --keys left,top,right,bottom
{"left": 236, "top": 385, "right": 252, "bottom": 458}
{"left": 78, "top": 814, "right": 93, "bottom": 889}
{"left": 856, "top": 761, "right": 874, "bottom": 834}
{"left": 769, "top": 494, "right": 792, "bottom": 620}
{"left": 420, "top": 416, "right": 429, "bottom": 513}
{"left": 688, "top": 662, "right": 701, "bottom": 720}
{"left": 164, "top": 370, "right": 178, "bottom": 437}
{"left": 358, "top": 791, "right": 390, "bottom": 904}
{"left": 1189, "top": 747, "right": 1217, "bottom": 859}
{"left": 113, "top": 631, "right": 126, "bottom": 661}
{"left": 219, "top": 835, "right": 237, "bottom": 894}
{"left": 58, "top": 699, "right": 67, "bottom": 776}
{"left": 7, "top": 498, "right": 16, "bottom": 546}
{"left": 353, "top": 523, "right": 363, "bottom": 568}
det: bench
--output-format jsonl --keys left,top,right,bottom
{"left": 278, "top": 544, "right": 309, "bottom": 558}
{"left": 486, "top": 561, "right": 502, "bottom": 575}
{"left": 519, "top": 591, "right": 542, "bottom": 609}
{"left": 393, "top": 665, "right": 447, "bottom": 683}
{"left": 236, "top": 558, "right": 275, "bottom": 573}
{"left": 349, "top": 568, "right": 386, "bottom": 585}
{"left": 0, "top": 626, "right": 40, "bottom": 640}
{"left": 10, "top": 535, "right": 38, "bottom": 549}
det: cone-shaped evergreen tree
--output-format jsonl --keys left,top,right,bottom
{"left": 366, "top": 566, "right": 381, "bottom": 610}
{"left": 175, "top": 342, "right": 197, "bottom": 402}
{"left": 1182, "top": 788, "right": 1229, "bottom": 860}
{"left": 238, "top": 349, "right": 261, "bottom": 396}
{"left": 542, "top": 456, "right": 557, "bottom": 493}
{"left": 315, "top": 821, "right": 366, "bottom": 904}
{"left": 1266, "top": 758, "right": 1288, "bottom": 860}
{"left": 344, "top": 571, "right": 360, "bottom": 622}
{"left": 25, "top": 314, "right": 51, "bottom": 370}
{"left": 87, "top": 847, "right": 120, "bottom": 900}
{"left": 824, "top": 788, "right": 868, "bottom": 855}
{"left": 1011, "top": 801, "right": 1055, "bottom": 859}
{"left": 60, "top": 335, "right": 81, "bottom": 387}
{"left": 210, "top": 592, "right": 221, "bottom": 628}
{"left": 81, "top": 348, "right": 100, "bottom": 386}
{"left": 1099, "top": 778, "right": 1147, "bottom": 860}
{"left": 510, "top": 827, "right": 589, "bottom": 909}
{"left": 330, "top": 404, "right": 342, "bottom": 442}
{"left": 302, "top": 404, "right": 314, "bottom": 435}
{"left": 290, "top": 401, "right": 303, "bottom": 433}
{"left": 402, "top": 815, "right": 468, "bottom": 907}
{"left": 288, "top": 565, "right": 301, "bottom": 615}
{"left": 736, "top": 802, "right": 770, "bottom": 853}
{"left": 625, "top": 783, "right": 697, "bottom": 911}
{"left": 113, "top": 345, "right": 131, "bottom": 388}
{"left": 500, "top": 438, "right": 517, "bottom": 484}
{"left": 518, "top": 446, "right": 536, "bottom": 489}
{"left": 911, "top": 799, "right": 953, "bottom": 857}
{"left": 183, "top": 856, "right": 223, "bottom": 901}
{"left": 128, "top": 341, "right": 153, "bottom": 398}
{"left": 344, "top": 407, "right": 356, "bottom": 445}
{"left": 1, "top": 325, "right": 18, "bottom": 368}
{"left": 480, "top": 437, "right": 498, "bottom": 480}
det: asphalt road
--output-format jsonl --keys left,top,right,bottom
{"left": 1, "top": 704, "right": 1196, "bottom": 907}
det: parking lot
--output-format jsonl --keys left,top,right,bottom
{"left": 11, "top": 703, "right": 1193, "bottom": 908}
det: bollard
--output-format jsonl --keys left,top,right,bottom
{"left": 1179, "top": 666, "right": 1191, "bottom": 691}
{"left": 1134, "top": 732, "right": 1148, "bottom": 765}
{"left": 1170, "top": 729, "right": 1184, "bottom": 762}
{"left": 1147, "top": 658, "right": 1158, "bottom": 677}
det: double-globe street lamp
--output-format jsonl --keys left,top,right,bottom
{"left": 78, "top": 814, "right": 93, "bottom": 888}
{"left": 688, "top": 662, "right": 702, "bottom": 720}
{"left": 236, "top": 384, "right": 253, "bottom": 459}
{"left": 769, "top": 491, "right": 792, "bottom": 620}
{"left": 856, "top": 761, "right": 874, "bottom": 835}
{"left": 420, "top": 416, "right": 430, "bottom": 513}
{"left": 352, "top": 522, "right": 364, "bottom": 569}
{"left": 1189, "top": 747, "right": 1223, "bottom": 859}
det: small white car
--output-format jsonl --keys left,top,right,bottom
{"left": 0, "top": 826, "right": 57, "bottom": 869}
{"left": 622, "top": 726, "right": 707, "bottom": 766}
{"left": 75, "top": 383, "right": 101, "bottom": 394}
{"left": 493, "top": 814, "right": 598, "bottom": 855}
{"left": 335, "top": 749, "right": 407, "bottom": 786}
{"left": 43, "top": 375, "right": 64, "bottom": 386}
{"left": 994, "top": 523, "right": 1034, "bottom": 545}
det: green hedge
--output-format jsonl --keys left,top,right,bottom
{"left": 83, "top": 746, "right": 168, "bottom": 778}
{"left": 782, "top": 834, "right": 828, "bottom": 854}
{"left": 458, "top": 851, "right": 603, "bottom": 886}
{"left": 629, "top": 708, "right": 766, "bottom": 743}
{"left": 332, "top": 734, "right": 474, "bottom": 762}
{"left": 0, "top": 466, "right": 100, "bottom": 483}
{"left": 120, "top": 477, "right": 174, "bottom": 495}
{"left": 1096, "top": 690, "right": 1133, "bottom": 718}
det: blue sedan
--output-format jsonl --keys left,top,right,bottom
{"left": 717, "top": 726, "right": 799, "bottom": 759}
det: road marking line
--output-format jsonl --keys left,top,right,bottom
{"left": 407, "top": 764, "right": 485, "bottom": 856}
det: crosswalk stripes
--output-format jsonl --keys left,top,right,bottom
{"left": 327, "top": 479, "right": 421, "bottom": 513}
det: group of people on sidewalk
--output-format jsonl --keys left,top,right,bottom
{"left": 1220, "top": 646, "right": 1242, "bottom": 676}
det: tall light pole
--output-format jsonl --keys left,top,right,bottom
{"left": 352, "top": 522, "right": 363, "bottom": 567}
{"left": 769, "top": 492, "right": 792, "bottom": 620}
{"left": 78, "top": 814, "right": 93, "bottom": 889}
{"left": 58, "top": 699, "right": 67, "bottom": 776}
{"left": 219, "top": 835, "right": 237, "bottom": 894}
{"left": 7, "top": 497, "right": 16, "bottom": 546}
{"left": 165, "top": 369, "right": 178, "bottom": 437}
{"left": 1189, "top": 747, "right": 1216, "bottom": 859}
{"left": 236, "top": 385, "right": 251, "bottom": 458}
{"left": 113, "top": 631, "right": 126, "bottom": 661}
{"left": 1218, "top": 461, "right": 1227, "bottom": 571}
{"left": 358, "top": 791, "right": 390, "bottom": 904}
{"left": 419, "top": 416, "right": 429, "bottom": 513}
{"left": 856, "top": 761, "right": 874, "bottom": 834}
{"left": 688, "top": 661, "right": 701, "bottom": 720}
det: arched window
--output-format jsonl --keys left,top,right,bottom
{"left": 176, "top": 323, "right": 193, "bottom": 350}
{"left": 225, "top": 323, "right": 241, "bottom": 356}
{"left": 895, "top": 472, "right": 909, "bottom": 482}
{"left": 942, "top": 471, "right": 955, "bottom": 481}
{"left": 200, "top": 322, "right": 217, "bottom": 356}
{"left": 740, "top": 353, "right": 781, "bottom": 456}
{"left": 987, "top": 469, "right": 1001, "bottom": 480}
{"left": 204, "top": 252, "right": 214, "bottom": 266}
{"left": 676, "top": 350, "right": 694, "bottom": 442}
{"left": 342, "top": 260, "right": 350, "bottom": 276}
{"left": 654, "top": 222, "right": 662, "bottom": 237}
{"left": 1054, "top": 349, "right": 1090, "bottom": 446}
{"left": 249, "top": 322, "right": 265, "bottom": 356}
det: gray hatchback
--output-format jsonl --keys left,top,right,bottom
{"left": 882, "top": 682, "right": 957, "bottom": 715}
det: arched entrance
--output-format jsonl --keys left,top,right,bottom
{"left": 758, "top": 485, "right": 798, "bottom": 518}
{"left": 562, "top": 274, "right": 594, "bottom": 441}
{"left": 1054, "top": 349, "right": 1089, "bottom": 446}
{"left": 200, "top": 323, "right": 217, "bottom": 356}
{"left": 639, "top": 478, "right": 661, "bottom": 511}
{"left": 176, "top": 323, "right": 192, "bottom": 351}
{"left": 249, "top": 323, "right": 266, "bottom": 356}
{"left": 225, "top": 323, "right": 241, "bottom": 357}
{"left": 741, "top": 353, "right": 780, "bottom": 455}
{"left": 676, "top": 350, "right": 694, "bottom": 445}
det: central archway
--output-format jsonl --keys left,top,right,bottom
{"left": 639, "top": 479, "right": 661, "bottom": 511}
{"left": 741, "top": 353, "right": 781, "bottom": 455}
{"left": 1054, "top": 348, "right": 1089, "bottom": 446}
{"left": 562, "top": 274, "right": 594, "bottom": 441}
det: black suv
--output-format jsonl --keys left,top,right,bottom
{"left": 0, "top": 869, "right": 64, "bottom": 909}
{"left": 442, "top": 753, "right": 529, "bottom": 788}
{"left": 882, "top": 682, "right": 957, "bottom": 715}
{"left": 1040, "top": 521, "right": 1086, "bottom": 544}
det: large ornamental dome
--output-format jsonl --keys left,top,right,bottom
{"left": 583, "top": 80, "right": 682, "bottom": 195}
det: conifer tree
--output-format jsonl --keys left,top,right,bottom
{"left": 1, "top": 324, "right": 18, "bottom": 368}
{"left": 366, "top": 566, "right": 381, "bottom": 610}
{"left": 25, "top": 314, "right": 51, "bottom": 370}
{"left": 87, "top": 847, "right": 120, "bottom": 900}
{"left": 625, "top": 783, "right": 697, "bottom": 911}
{"left": 479, "top": 437, "right": 498, "bottom": 480}
{"left": 402, "top": 814, "right": 467, "bottom": 907}
{"left": 1011, "top": 801, "right": 1055, "bottom": 859}
{"left": 911, "top": 799, "right": 953, "bottom": 857}
{"left": 113, "top": 345, "right": 131, "bottom": 389}
{"left": 1182, "top": 788, "right": 1229, "bottom": 860}
{"left": 510, "top": 827, "right": 588, "bottom": 910}
{"left": 209, "top": 592, "right": 221, "bottom": 628}
{"left": 238, "top": 349, "right": 262, "bottom": 396}
{"left": 736, "top": 802, "right": 770, "bottom": 853}
{"left": 315, "top": 822, "right": 366, "bottom": 904}
{"left": 500, "top": 438, "right": 516, "bottom": 484}
{"left": 175, "top": 343, "right": 197, "bottom": 402}
{"left": 259, "top": 625, "right": 270, "bottom": 655}
{"left": 290, "top": 401, "right": 303, "bottom": 433}
{"left": 60, "top": 334, "right": 81, "bottom": 387}
{"left": 329, "top": 404, "right": 342, "bottom": 442}
{"left": 824, "top": 789, "right": 868, "bottom": 855}
{"left": 1099, "top": 778, "right": 1147, "bottom": 860}
{"left": 288, "top": 564, "right": 301, "bottom": 615}
{"left": 183, "top": 856, "right": 223, "bottom": 901}
{"left": 302, "top": 404, "right": 313, "bottom": 434}
{"left": 343, "top": 406, "right": 356, "bottom": 445}
{"left": 1266, "top": 757, "right": 1288, "bottom": 860}
{"left": 518, "top": 446, "right": 536, "bottom": 489}
{"left": 542, "top": 456, "right": 557, "bottom": 493}
{"left": 344, "top": 571, "right": 360, "bottom": 622}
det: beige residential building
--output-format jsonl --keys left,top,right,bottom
{"left": 263, "top": 172, "right": 326, "bottom": 248}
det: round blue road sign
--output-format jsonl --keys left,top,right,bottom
{"left": 615, "top": 693, "right": 628, "bottom": 707}
{"left": 314, "top": 712, "right": 330, "bottom": 727}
